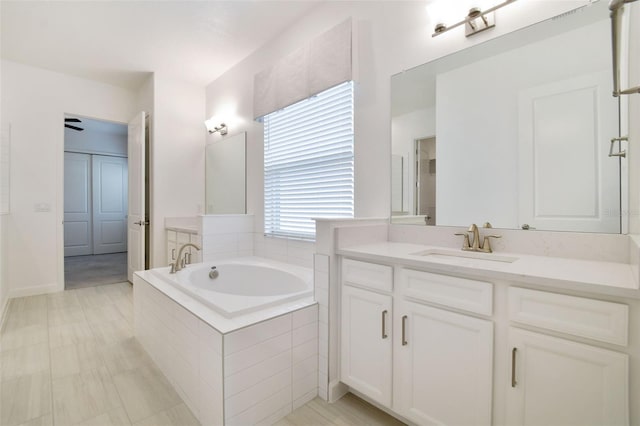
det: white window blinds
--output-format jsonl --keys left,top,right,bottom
{"left": 264, "top": 81, "right": 354, "bottom": 240}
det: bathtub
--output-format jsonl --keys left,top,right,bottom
{"left": 133, "top": 256, "right": 318, "bottom": 425}
{"left": 150, "top": 256, "right": 313, "bottom": 318}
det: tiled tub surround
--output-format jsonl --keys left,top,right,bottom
{"left": 133, "top": 263, "right": 319, "bottom": 425}
{"left": 327, "top": 224, "right": 640, "bottom": 425}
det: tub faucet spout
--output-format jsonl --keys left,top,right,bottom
{"left": 171, "top": 243, "right": 201, "bottom": 273}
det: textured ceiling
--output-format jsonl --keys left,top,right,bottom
{"left": 1, "top": 1, "right": 321, "bottom": 90}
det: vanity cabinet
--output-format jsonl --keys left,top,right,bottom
{"left": 339, "top": 256, "right": 632, "bottom": 426}
{"left": 340, "top": 259, "right": 494, "bottom": 426}
{"left": 166, "top": 229, "right": 201, "bottom": 265}
{"left": 394, "top": 300, "right": 493, "bottom": 426}
{"left": 341, "top": 285, "right": 392, "bottom": 406}
{"left": 506, "top": 287, "right": 629, "bottom": 426}
{"left": 506, "top": 327, "right": 628, "bottom": 426}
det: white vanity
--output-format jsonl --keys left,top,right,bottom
{"left": 335, "top": 237, "right": 638, "bottom": 426}
{"left": 165, "top": 217, "right": 201, "bottom": 265}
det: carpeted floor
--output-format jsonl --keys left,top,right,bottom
{"left": 64, "top": 252, "right": 128, "bottom": 289}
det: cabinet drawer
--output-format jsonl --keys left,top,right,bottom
{"left": 342, "top": 259, "right": 392, "bottom": 292}
{"left": 508, "top": 287, "right": 628, "bottom": 346}
{"left": 399, "top": 269, "right": 493, "bottom": 316}
{"left": 167, "top": 230, "right": 177, "bottom": 242}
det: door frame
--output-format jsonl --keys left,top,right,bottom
{"left": 58, "top": 112, "right": 148, "bottom": 291}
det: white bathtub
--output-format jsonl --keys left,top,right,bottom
{"left": 150, "top": 256, "right": 313, "bottom": 318}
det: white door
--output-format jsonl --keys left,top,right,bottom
{"left": 506, "top": 327, "right": 628, "bottom": 426}
{"left": 341, "top": 285, "right": 392, "bottom": 407}
{"left": 518, "top": 71, "right": 620, "bottom": 232}
{"left": 92, "top": 155, "right": 128, "bottom": 254}
{"left": 127, "top": 112, "right": 146, "bottom": 282}
{"left": 394, "top": 300, "right": 493, "bottom": 426}
{"left": 64, "top": 152, "right": 92, "bottom": 257}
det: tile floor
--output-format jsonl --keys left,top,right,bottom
{"left": 1, "top": 282, "right": 404, "bottom": 426}
{"left": 64, "top": 253, "right": 127, "bottom": 290}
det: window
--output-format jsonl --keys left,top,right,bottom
{"left": 264, "top": 81, "right": 354, "bottom": 240}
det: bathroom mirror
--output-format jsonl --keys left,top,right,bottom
{"left": 205, "top": 132, "right": 246, "bottom": 214}
{"left": 391, "top": 1, "right": 629, "bottom": 233}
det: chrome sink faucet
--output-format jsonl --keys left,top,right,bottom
{"left": 170, "top": 243, "right": 201, "bottom": 273}
{"left": 455, "top": 222, "right": 501, "bottom": 253}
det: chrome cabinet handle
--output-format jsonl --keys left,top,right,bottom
{"left": 171, "top": 249, "right": 176, "bottom": 260}
{"left": 381, "top": 310, "right": 388, "bottom": 339}
{"left": 402, "top": 315, "right": 408, "bottom": 346}
{"left": 511, "top": 347, "right": 518, "bottom": 388}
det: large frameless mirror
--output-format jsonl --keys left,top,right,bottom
{"left": 205, "top": 132, "right": 246, "bottom": 214}
{"left": 391, "top": 1, "right": 631, "bottom": 233}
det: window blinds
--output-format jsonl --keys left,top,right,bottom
{"left": 264, "top": 81, "right": 354, "bottom": 240}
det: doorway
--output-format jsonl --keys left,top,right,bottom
{"left": 63, "top": 115, "right": 128, "bottom": 289}
{"left": 415, "top": 137, "right": 436, "bottom": 225}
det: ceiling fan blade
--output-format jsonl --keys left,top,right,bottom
{"left": 64, "top": 118, "right": 81, "bottom": 123}
{"left": 65, "top": 124, "right": 84, "bottom": 131}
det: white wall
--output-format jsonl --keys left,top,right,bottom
{"left": 204, "top": 0, "right": 591, "bottom": 238}
{"left": 150, "top": 74, "right": 205, "bottom": 268}
{"left": 0, "top": 60, "right": 136, "bottom": 297}
{"left": 0, "top": 62, "right": 205, "bottom": 297}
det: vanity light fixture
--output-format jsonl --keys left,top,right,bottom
{"left": 431, "top": 0, "right": 517, "bottom": 38}
{"left": 205, "top": 119, "right": 228, "bottom": 135}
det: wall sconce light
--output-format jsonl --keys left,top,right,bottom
{"left": 205, "top": 119, "right": 228, "bottom": 135}
{"left": 432, "top": 0, "right": 517, "bottom": 38}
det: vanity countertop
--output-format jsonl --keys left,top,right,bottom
{"left": 166, "top": 225, "right": 198, "bottom": 234}
{"left": 337, "top": 242, "right": 640, "bottom": 299}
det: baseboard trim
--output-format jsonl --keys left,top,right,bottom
{"left": 8, "top": 283, "right": 59, "bottom": 299}
{"left": 328, "top": 380, "right": 348, "bottom": 403}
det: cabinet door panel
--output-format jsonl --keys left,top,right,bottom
{"left": 507, "top": 328, "right": 628, "bottom": 426}
{"left": 395, "top": 301, "right": 493, "bottom": 426}
{"left": 341, "top": 285, "right": 392, "bottom": 406}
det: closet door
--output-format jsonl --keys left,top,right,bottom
{"left": 92, "top": 155, "right": 128, "bottom": 254}
{"left": 64, "top": 152, "right": 92, "bottom": 257}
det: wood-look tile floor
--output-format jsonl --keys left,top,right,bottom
{"left": 0, "top": 282, "right": 404, "bottom": 426}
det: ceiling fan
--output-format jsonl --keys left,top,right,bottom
{"left": 64, "top": 118, "right": 84, "bottom": 131}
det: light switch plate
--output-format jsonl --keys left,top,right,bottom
{"left": 34, "top": 203, "right": 51, "bottom": 212}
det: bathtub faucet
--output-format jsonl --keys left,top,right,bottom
{"left": 170, "top": 243, "right": 201, "bottom": 273}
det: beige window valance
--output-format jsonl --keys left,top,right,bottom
{"left": 253, "top": 18, "right": 352, "bottom": 119}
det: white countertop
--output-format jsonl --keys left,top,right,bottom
{"left": 337, "top": 242, "right": 640, "bottom": 299}
{"left": 165, "top": 225, "right": 198, "bottom": 234}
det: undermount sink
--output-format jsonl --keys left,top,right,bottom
{"left": 411, "top": 248, "right": 519, "bottom": 263}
